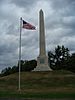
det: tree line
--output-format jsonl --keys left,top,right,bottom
{"left": 0, "top": 45, "right": 75, "bottom": 76}
{"left": 0, "top": 60, "right": 37, "bottom": 76}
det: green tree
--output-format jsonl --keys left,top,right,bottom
{"left": 66, "top": 53, "right": 75, "bottom": 72}
{"left": 48, "top": 51, "right": 55, "bottom": 69}
{"left": 17, "top": 59, "right": 37, "bottom": 71}
{"left": 1, "top": 67, "right": 12, "bottom": 76}
{"left": 48, "top": 45, "right": 70, "bottom": 70}
{"left": 1, "top": 59, "right": 37, "bottom": 76}
{"left": 21, "top": 60, "right": 37, "bottom": 71}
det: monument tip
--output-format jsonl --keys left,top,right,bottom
{"left": 40, "top": 9, "right": 43, "bottom": 12}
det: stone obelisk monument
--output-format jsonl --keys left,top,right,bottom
{"left": 34, "top": 9, "right": 51, "bottom": 71}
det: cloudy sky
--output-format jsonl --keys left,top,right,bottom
{"left": 0, "top": 0, "right": 75, "bottom": 71}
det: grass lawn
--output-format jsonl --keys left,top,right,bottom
{"left": 0, "top": 70, "right": 75, "bottom": 99}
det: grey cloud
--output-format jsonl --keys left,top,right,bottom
{"left": 10, "top": 0, "right": 37, "bottom": 9}
{"left": 0, "top": 42, "right": 17, "bottom": 55}
{"left": 0, "top": 0, "right": 75, "bottom": 72}
{"left": 51, "top": 0, "right": 75, "bottom": 10}
{"left": 45, "top": 0, "right": 75, "bottom": 42}
{"left": 21, "top": 32, "right": 38, "bottom": 48}
{"left": 7, "top": 24, "right": 19, "bottom": 36}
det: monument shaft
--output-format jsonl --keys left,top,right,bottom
{"left": 34, "top": 9, "right": 51, "bottom": 71}
{"left": 39, "top": 10, "right": 46, "bottom": 56}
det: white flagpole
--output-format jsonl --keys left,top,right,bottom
{"left": 19, "top": 17, "right": 22, "bottom": 91}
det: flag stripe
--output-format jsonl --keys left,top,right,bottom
{"left": 22, "top": 20, "right": 36, "bottom": 30}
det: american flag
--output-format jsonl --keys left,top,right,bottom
{"left": 22, "top": 20, "right": 36, "bottom": 30}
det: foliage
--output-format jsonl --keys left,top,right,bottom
{"left": 1, "top": 59, "right": 37, "bottom": 76}
{"left": 1, "top": 67, "right": 12, "bottom": 76}
{"left": 48, "top": 45, "right": 70, "bottom": 70}
{"left": 65, "top": 53, "right": 75, "bottom": 72}
{"left": 19, "top": 59, "right": 37, "bottom": 71}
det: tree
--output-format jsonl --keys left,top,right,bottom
{"left": 17, "top": 60, "right": 37, "bottom": 71}
{"left": 1, "top": 67, "right": 12, "bottom": 76}
{"left": 1, "top": 59, "right": 37, "bottom": 76}
{"left": 11, "top": 66, "right": 18, "bottom": 73}
{"left": 21, "top": 60, "right": 37, "bottom": 71}
{"left": 48, "top": 51, "right": 55, "bottom": 69}
{"left": 48, "top": 45, "right": 70, "bottom": 70}
{"left": 66, "top": 53, "right": 75, "bottom": 72}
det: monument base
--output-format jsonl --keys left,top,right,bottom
{"left": 34, "top": 55, "right": 52, "bottom": 71}
{"left": 34, "top": 65, "right": 51, "bottom": 71}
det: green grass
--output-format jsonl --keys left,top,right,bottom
{"left": 0, "top": 91, "right": 75, "bottom": 99}
{"left": 0, "top": 70, "right": 75, "bottom": 98}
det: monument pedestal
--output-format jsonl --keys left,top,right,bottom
{"left": 34, "top": 55, "right": 52, "bottom": 71}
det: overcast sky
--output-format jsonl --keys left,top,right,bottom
{"left": 0, "top": 0, "right": 75, "bottom": 71}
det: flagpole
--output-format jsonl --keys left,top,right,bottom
{"left": 19, "top": 17, "right": 22, "bottom": 91}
